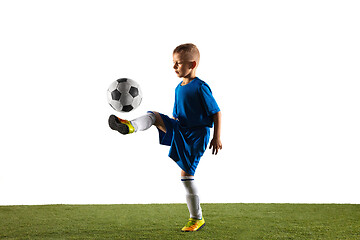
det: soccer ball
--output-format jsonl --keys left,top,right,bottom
{"left": 107, "top": 78, "right": 143, "bottom": 112}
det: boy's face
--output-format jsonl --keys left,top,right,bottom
{"left": 173, "top": 53, "right": 196, "bottom": 79}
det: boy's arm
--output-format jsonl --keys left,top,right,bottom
{"left": 209, "top": 111, "right": 222, "bottom": 155}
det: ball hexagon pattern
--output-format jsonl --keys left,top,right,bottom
{"left": 107, "top": 78, "right": 143, "bottom": 112}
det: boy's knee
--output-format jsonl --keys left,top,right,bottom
{"left": 181, "top": 170, "right": 193, "bottom": 177}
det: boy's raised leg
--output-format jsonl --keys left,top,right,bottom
{"left": 108, "top": 111, "right": 166, "bottom": 134}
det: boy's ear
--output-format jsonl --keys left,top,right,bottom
{"left": 190, "top": 61, "right": 197, "bottom": 69}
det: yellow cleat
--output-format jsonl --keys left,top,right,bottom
{"left": 181, "top": 218, "right": 205, "bottom": 232}
{"left": 108, "top": 115, "right": 135, "bottom": 134}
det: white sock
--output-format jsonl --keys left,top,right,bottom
{"left": 130, "top": 112, "right": 156, "bottom": 132}
{"left": 181, "top": 176, "right": 202, "bottom": 219}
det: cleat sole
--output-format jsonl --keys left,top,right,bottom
{"left": 108, "top": 115, "right": 130, "bottom": 134}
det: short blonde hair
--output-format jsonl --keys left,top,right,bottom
{"left": 173, "top": 43, "right": 200, "bottom": 63}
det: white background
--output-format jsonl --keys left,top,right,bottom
{"left": 1, "top": 0, "right": 359, "bottom": 205}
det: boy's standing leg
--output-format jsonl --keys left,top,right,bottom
{"left": 181, "top": 170, "right": 205, "bottom": 232}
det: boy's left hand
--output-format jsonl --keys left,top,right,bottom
{"left": 209, "top": 137, "right": 222, "bottom": 155}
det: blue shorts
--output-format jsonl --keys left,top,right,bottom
{"left": 157, "top": 113, "right": 210, "bottom": 176}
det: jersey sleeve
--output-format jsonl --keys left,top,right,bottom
{"left": 199, "top": 82, "right": 220, "bottom": 116}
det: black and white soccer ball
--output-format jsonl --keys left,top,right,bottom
{"left": 107, "top": 78, "right": 143, "bottom": 112}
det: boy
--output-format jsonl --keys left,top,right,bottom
{"left": 108, "top": 43, "right": 222, "bottom": 232}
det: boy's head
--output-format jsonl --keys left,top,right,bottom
{"left": 173, "top": 43, "right": 200, "bottom": 64}
{"left": 173, "top": 43, "right": 200, "bottom": 79}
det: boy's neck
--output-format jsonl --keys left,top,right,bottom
{"left": 181, "top": 76, "right": 196, "bottom": 86}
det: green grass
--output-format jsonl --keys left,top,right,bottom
{"left": 1, "top": 203, "right": 359, "bottom": 239}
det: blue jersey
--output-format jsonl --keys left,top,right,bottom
{"left": 157, "top": 77, "right": 220, "bottom": 175}
{"left": 173, "top": 77, "right": 220, "bottom": 128}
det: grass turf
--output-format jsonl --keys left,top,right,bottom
{"left": 1, "top": 203, "right": 359, "bottom": 239}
